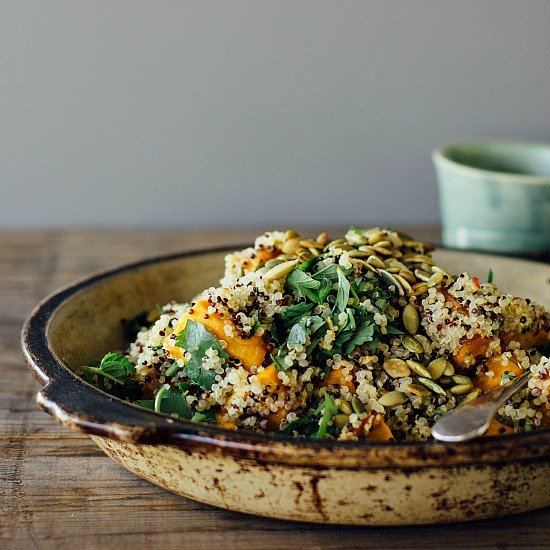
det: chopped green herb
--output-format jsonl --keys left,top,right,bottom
{"left": 176, "top": 319, "right": 228, "bottom": 390}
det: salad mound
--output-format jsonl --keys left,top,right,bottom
{"left": 79, "top": 228, "right": 550, "bottom": 441}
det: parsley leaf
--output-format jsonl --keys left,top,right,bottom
{"left": 137, "top": 387, "right": 193, "bottom": 419}
{"left": 82, "top": 352, "right": 140, "bottom": 399}
{"left": 315, "top": 390, "right": 339, "bottom": 439}
{"left": 285, "top": 269, "right": 322, "bottom": 302}
{"left": 335, "top": 267, "right": 350, "bottom": 312}
{"left": 176, "top": 319, "right": 228, "bottom": 390}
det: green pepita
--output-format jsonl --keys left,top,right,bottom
{"left": 427, "top": 357, "right": 448, "bottom": 380}
{"left": 378, "top": 391, "right": 408, "bottom": 407}
{"left": 406, "top": 383, "right": 432, "bottom": 397}
{"left": 402, "top": 335, "right": 424, "bottom": 354}
{"left": 332, "top": 414, "right": 350, "bottom": 428}
{"left": 418, "top": 377, "right": 446, "bottom": 396}
{"left": 406, "top": 360, "right": 432, "bottom": 379}
{"left": 450, "top": 383, "right": 474, "bottom": 396}
{"left": 460, "top": 389, "right": 481, "bottom": 405}
{"left": 351, "top": 395, "right": 365, "bottom": 414}
{"left": 403, "top": 304, "right": 420, "bottom": 335}
{"left": 382, "top": 358, "right": 411, "bottom": 378}
{"left": 452, "top": 374, "right": 473, "bottom": 386}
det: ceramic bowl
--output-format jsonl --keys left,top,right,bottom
{"left": 433, "top": 140, "right": 550, "bottom": 254}
{"left": 21, "top": 246, "right": 550, "bottom": 525}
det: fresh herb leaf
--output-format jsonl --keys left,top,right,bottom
{"left": 164, "top": 362, "right": 181, "bottom": 378}
{"left": 287, "top": 322, "right": 308, "bottom": 345}
{"left": 191, "top": 409, "right": 216, "bottom": 424}
{"left": 176, "top": 320, "right": 228, "bottom": 390}
{"left": 285, "top": 269, "right": 322, "bottom": 302}
{"left": 335, "top": 267, "right": 350, "bottom": 312}
{"left": 342, "top": 318, "right": 375, "bottom": 355}
{"left": 315, "top": 390, "right": 338, "bottom": 439}
{"left": 271, "top": 352, "right": 289, "bottom": 371}
{"left": 82, "top": 352, "right": 140, "bottom": 399}
{"left": 487, "top": 268, "right": 494, "bottom": 284}
{"left": 139, "top": 386, "right": 193, "bottom": 418}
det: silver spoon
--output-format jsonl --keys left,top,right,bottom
{"left": 432, "top": 371, "right": 531, "bottom": 442}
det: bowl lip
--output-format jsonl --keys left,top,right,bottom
{"left": 21, "top": 244, "right": 550, "bottom": 467}
{"left": 432, "top": 138, "right": 550, "bottom": 184}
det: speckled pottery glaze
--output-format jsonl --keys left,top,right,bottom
{"left": 22, "top": 247, "right": 550, "bottom": 525}
{"left": 433, "top": 140, "right": 550, "bottom": 254}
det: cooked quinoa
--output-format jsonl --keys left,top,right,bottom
{"left": 80, "top": 227, "right": 550, "bottom": 442}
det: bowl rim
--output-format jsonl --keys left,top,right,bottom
{"left": 432, "top": 138, "right": 550, "bottom": 184}
{"left": 21, "top": 245, "right": 550, "bottom": 468}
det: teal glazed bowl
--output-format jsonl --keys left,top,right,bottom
{"left": 433, "top": 140, "right": 550, "bottom": 254}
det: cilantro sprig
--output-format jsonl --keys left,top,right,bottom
{"left": 175, "top": 319, "right": 228, "bottom": 390}
{"left": 82, "top": 352, "right": 140, "bottom": 399}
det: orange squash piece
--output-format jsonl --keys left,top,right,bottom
{"left": 452, "top": 336, "right": 495, "bottom": 369}
{"left": 322, "top": 367, "right": 356, "bottom": 393}
{"left": 165, "top": 300, "right": 267, "bottom": 370}
{"left": 484, "top": 419, "right": 514, "bottom": 437}
{"left": 474, "top": 356, "right": 523, "bottom": 393}
{"left": 264, "top": 406, "right": 288, "bottom": 431}
{"left": 256, "top": 364, "right": 281, "bottom": 389}
{"left": 214, "top": 409, "right": 237, "bottom": 430}
{"left": 365, "top": 414, "right": 394, "bottom": 441}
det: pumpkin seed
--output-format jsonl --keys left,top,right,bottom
{"left": 428, "top": 270, "right": 444, "bottom": 287}
{"left": 403, "top": 304, "right": 419, "bottom": 334}
{"left": 438, "top": 376, "right": 452, "bottom": 385}
{"left": 427, "top": 357, "right": 448, "bottom": 380}
{"left": 450, "top": 383, "right": 474, "bottom": 396}
{"left": 326, "top": 239, "right": 346, "bottom": 249}
{"left": 394, "top": 274, "right": 414, "bottom": 295}
{"left": 281, "top": 238, "right": 301, "bottom": 255}
{"left": 406, "top": 360, "right": 432, "bottom": 379}
{"left": 402, "top": 335, "right": 424, "bottom": 354}
{"left": 379, "top": 270, "right": 404, "bottom": 296}
{"left": 373, "top": 246, "right": 394, "bottom": 256}
{"left": 378, "top": 391, "right": 408, "bottom": 407}
{"left": 351, "top": 395, "right": 365, "bottom": 414}
{"left": 374, "top": 240, "right": 392, "bottom": 248}
{"left": 264, "top": 258, "right": 286, "bottom": 269}
{"left": 358, "top": 245, "right": 377, "bottom": 255}
{"left": 398, "top": 270, "right": 417, "bottom": 284}
{"left": 406, "top": 383, "right": 432, "bottom": 397}
{"left": 418, "top": 377, "right": 446, "bottom": 396}
{"left": 316, "top": 232, "right": 329, "bottom": 246}
{"left": 300, "top": 239, "right": 324, "bottom": 250}
{"left": 460, "top": 389, "right": 481, "bottom": 405}
{"left": 284, "top": 229, "right": 299, "bottom": 240}
{"left": 347, "top": 249, "right": 371, "bottom": 258}
{"left": 358, "top": 260, "right": 378, "bottom": 274}
{"left": 443, "top": 362, "right": 455, "bottom": 376}
{"left": 414, "top": 268, "right": 432, "bottom": 282}
{"left": 335, "top": 398, "right": 353, "bottom": 415}
{"left": 382, "top": 358, "right": 411, "bottom": 378}
{"left": 452, "top": 374, "right": 473, "bottom": 386}
{"left": 307, "top": 247, "right": 321, "bottom": 257}
{"left": 332, "top": 414, "right": 350, "bottom": 428}
{"left": 367, "top": 255, "right": 385, "bottom": 268}
{"left": 367, "top": 231, "right": 386, "bottom": 245}
{"left": 411, "top": 282, "right": 429, "bottom": 296}
{"left": 264, "top": 259, "right": 299, "bottom": 281}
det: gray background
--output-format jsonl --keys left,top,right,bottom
{"left": 2, "top": 1, "right": 549, "bottom": 229}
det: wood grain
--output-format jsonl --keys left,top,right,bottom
{"left": 1, "top": 227, "right": 548, "bottom": 549}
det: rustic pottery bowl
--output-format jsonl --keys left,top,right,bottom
{"left": 22, "top": 246, "right": 550, "bottom": 525}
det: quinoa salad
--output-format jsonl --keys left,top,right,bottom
{"left": 78, "top": 227, "right": 550, "bottom": 442}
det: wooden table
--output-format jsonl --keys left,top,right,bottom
{"left": 2, "top": 227, "right": 549, "bottom": 549}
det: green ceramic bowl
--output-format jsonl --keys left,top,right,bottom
{"left": 433, "top": 140, "right": 550, "bottom": 254}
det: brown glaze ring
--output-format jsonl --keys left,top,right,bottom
{"left": 21, "top": 246, "right": 550, "bottom": 470}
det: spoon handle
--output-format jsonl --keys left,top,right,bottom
{"left": 432, "top": 371, "right": 530, "bottom": 443}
